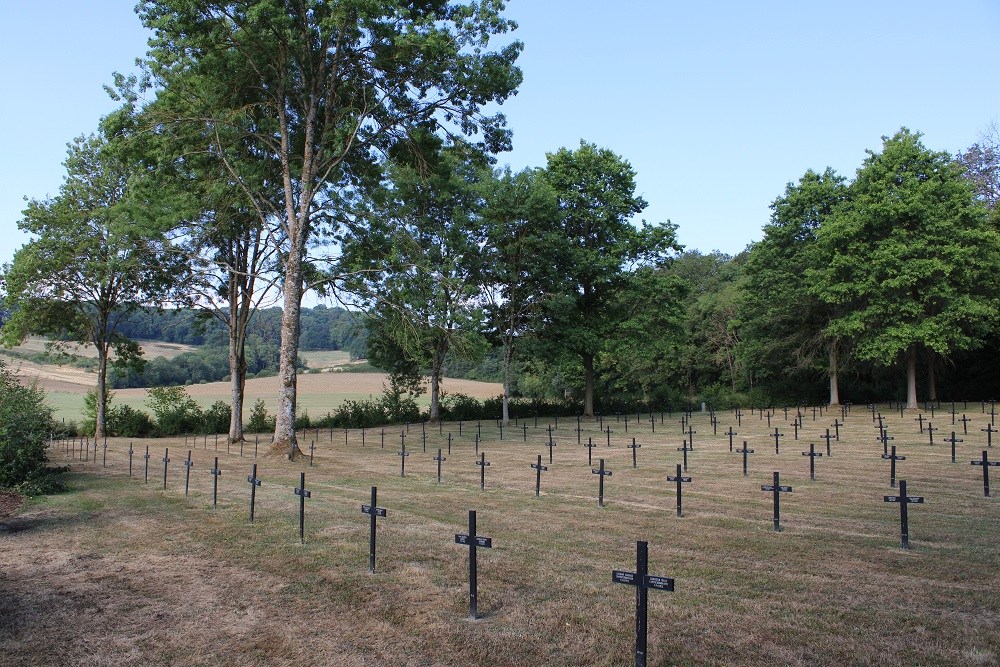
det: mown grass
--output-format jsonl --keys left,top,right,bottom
{"left": 3, "top": 406, "right": 999, "bottom": 666}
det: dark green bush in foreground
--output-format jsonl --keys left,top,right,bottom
{"left": 0, "top": 362, "right": 65, "bottom": 495}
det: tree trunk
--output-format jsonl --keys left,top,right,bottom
{"left": 906, "top": 346, "right": 918, "bottom": 409}
{"left": 829, "top": 342, "right": 840, "bottom": 406}
{"left": 583, "top": 352, "right": 595, "bottom": 417}
{"left": 95, "top": 345, "right": 108, "bottom": 439}
{"left": 273, "top": 256, "right": 303, "bottom": 457}
{"left": 927, "top": 355, "right": 937, "bottom": 402}
{"left": 501, "top": 341, "right": 513, "bottom": 425}
{"left": 429, "top": 341, "right": 445, "bottom": 423}
{"left": 228, "top": 322, "right": 246, "bottom": 446}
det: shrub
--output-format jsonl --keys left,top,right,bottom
{"left": 202, "top": 400, "right": 231, "bottom": 435}
{"left": 0, "top": 362, "right": 65, "bottom": 495}
{"left": 246, "top": 399, "right": 275, "bottom": 433}
{"left": 107, "top": 404, "right": 155, "bottom": 438}
{"left": 146, "top": 386, "right": 203, "bottom": 436}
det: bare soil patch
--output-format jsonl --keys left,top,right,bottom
{"left": 0, "top": 492, "right": 22, "bottom": 519}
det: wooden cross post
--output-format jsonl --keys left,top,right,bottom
{"left": 144, "top": 446, "right": 151, "bottom": 484}
{"left": 982, "top": 423, "right": 996, "bottom": 448}
{"left": 959, "top": 414, "right": 972, "bottom": 435}
{"left": 585, "top": 437, "right": 597, "bottom": 466}
{"left": 476, "top": 452, "right": 490, "bottom": 491}
{"left": 612, "top": 540, "right": 674, "bottom": 667}
{"left": 361, "top": 487, "right": 388, "bottom": 574}
{"left": 914, "top": 413, "right": 925, "bottom": 433}
{"left": 184, "top": 450, "right": 194, "bottom": 496}
{"left": 293, "top": 472, "right": 311, "bottom": 544}
{"left": 677, "top": 440, "right": 692, "bottom": 472}
{"left": 434, "top": 448, "right": 446, "bottom": 483}
{"left": 162, "top": 448, "right": 171, "bottom": 490}
{"left": 309, "top": 441, "right": 315, "bottom": 467}
{"left": 548, "top": 432, "right": 556, "bottom": 464}
{"left": 210, "top": 457, "right": 221, "bottom": 510}
{"left": 820, "top": 428, "right": 834, "bottom": 457}
{"left": 422, "top": 423, "right": 427, "bottom": 452}
{"left": 773, "top": 428, "right": 784, "bottom": 454}
{"left": 102, "top": 438, "right": 108, "bottom": 468}
{"left": 877, "top": 430, "right": 894, "bottom": 456}
{"left": 737, "top": 441, "right": 754, "bottom": 477}
{"left": 884, "top": 480, "right": 924, "bottom": 549}
{"left": 686, "top": 426, "right": 696, "bottom": 450}
{"left": 454, "top": 510, "right": 492, "bottom": 619}
{"left": 881, "top": 446, "right": 905, "bottom": 488}
{"left": 628, "top": 438, "right": 641, "bottom": 468}
{"left": 945, "top": 431, "right": 963, "bottom": 463}
{"left": 666, "top": 464, "right": 692, "bottom": 517}
{"left": 802, "top": 443, "right": 822, "bottom": 481}
{"left": 726, "top": 427, "right": 737, "bottom": 453}
{"left": 792, "top": 417, "right": 800, "bottom": 440}
{"left": 761, "top": 471, "right": 793, "bottom": 532}
{"left": 927, "top": 422, "right": 938, "bottom": 445}
{"left": 606, "top": 426, "right": 613, "bottom": 448}
{"left": 971, "top": 450, "right": 999, "bottom": 497}
{"left": 831, "top": 419, "right": 842, "bottom": 441}
{"left": 398, "top": 441, "right": 409, "bottom": 477}
{"left": 592, "top": 458, "right": 612, "bottom": 507}
{"left": 531, "top": 454, "right": 547, "bottom": 497}
{"left": 247, "top": 463, "right": 262, "bottom": 524}
{"left": 128, "top": 443, "right": 134, "bottom": 478}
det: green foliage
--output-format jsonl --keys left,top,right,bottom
{"left": 145, "top": 386, "right": 203, "bottom": 436}
{"left": 202, "top": 400, "right": 231, "bottom": 435}
{"left": 106, "top": 404, "right": 156, "bottom": 438}
{"left": 0, "top": 362, "right": 65, "bottom": 495}
{"left": 245, "top": 399, "right": 275, "bottom": 433}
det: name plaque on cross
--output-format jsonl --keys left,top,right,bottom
{"left": 361, "top": 486, "right": 388, "bottom": 573}
{"left": 612, "top": 540, "right": 674, "bottom": 667}
{"left": 454, "top": 510, "right": 493, "bottom": 619}
{"left": 883, "top": 479, "right": 924, "bottom": 549}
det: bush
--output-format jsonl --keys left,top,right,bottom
{"left": 202, "top": 400, "right": 231, "bottom": 435}
{"left": 107, "top": 404, "right": 155, "bottom": 438}
{"left": 0, "top": 362, "right": 65, "bottom": 495}
{"left": 146, "top": 386, "right": 204, "bottom": 436}
{"left": 246, "top": 399, "right": 275, "bottom": 433}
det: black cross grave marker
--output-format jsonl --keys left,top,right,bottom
{"left": 881, "top": 445, "right": 905, "bottom": 488}
{"left": 102, "top": 438, "right": 107, "bottom": 468}
{"left": 773, "top": 428, "right": 784, "bottom": 454}
{"left": 945, "top": 431, "right": 963, "bottom": 463}
{"left": 531, "top": 454, "right": 547, "bottom": 497}
{"left": 914, "top": 413, "right": 925, "bottom": 433}
{"left": 247, "top": 463, "right": 262, "bottom": 524}
{"left": 434, "top": 448, "right": 446, "bottom": 483}
{"left": 628, "top": 438, "right": 641, "bottom": 468}
{"left": 761, "top": 471, "right": 793, "bottom": 531}
{"left": 398, "top": 442, "right": 409, "bottom": 477}
{"left": 612, "top": 540, "right": 674, "bottom": 667}
{"left": 971, "top": 450, "right": 999, "bottom": 497}
{"left": 592, "top": 458, "right": 612, "bottom": 507}
{"left": 983, "top": 423, "right": 996, "bottom": 448}
{"left": 210, "top": 457, "right": 221, "bottom": 510}
{"left": 294, "top": 472, "right": 311, "bottom": 544}
{"left": 959, "top": 414, "right": 972, "bottom": 435}
{"left": 677, "top": 440, "right": 692, "bottom": 472}
{"left": 687, "top": 426, "right": 696, "bottom": 450}
{"left": 877, "top": 429, "right": 894, "bottom": 455}
{"left": 792, "top": 417, "right": 800, "bottom": 440}
{"left": 548, "top": 433, "right": 556, "bottom": 464}
{"left": 927, "top": 422, "right": 938, "bottom": 445}
{"left": 476, "top": 452, "right": 490, "bottom": 491}
{"left": 454, "top": 510, "right": 492, "bottom": 619}
{"left": 802, "top": 443, "right": 822, "bottom": 480}
{"left": 884, "top": 480, "right": 924, "bottom": 549}
{"left": 820, "top": 428, "right": 834, "bottom": 457}
{"left": 309, "top": 440, "right": 315, "bottom": 467}
{"left": 726, "top": 427, "right": 737, "bottom": 453}
{"left": 585, "top": 437, "right": 596, "bottom": 466}
{"left": 128, "top": 442, "right": 134, "bottom": 478}
{"left": 736, "top": 441, "right": 754, "bottom": 476}
{"left": 162, "top": 448, "right": 171, "bottom": 490}
{"left": 666, "top": 464, "right": 692, "bottom": 517}
{"left": 361, "top": 486, "right": 388, "bottom": 574}
{"left": 184, "top": 450, "right": 194, "bottom": 496}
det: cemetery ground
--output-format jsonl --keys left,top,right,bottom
{"left": 2, "top": 408, "right": 999, "bottom": 666}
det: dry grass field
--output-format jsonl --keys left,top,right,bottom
{"left": 2, "top": 406, "right": 999, "bottom": 666}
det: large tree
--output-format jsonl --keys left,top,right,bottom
{"left": 344, "top": 143, "right": 489, "bottom": 422}
{"left": 479, "top": 166, "right": 559, "bottom": 423}
{"left": 1, "top": 123, "right": 184, "bottom": 438}
{"left": 539, "top": 141, "right": 680, "bottom": 416}
{"left": 739, "top": 168, "right": 847, "bottom": 404}
{"left": 810, "top": 129, "right": 1000, "bottom": 408}
{"left": 139, "top": 0, "right": 522, "bottom": 454}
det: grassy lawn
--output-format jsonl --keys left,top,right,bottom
{"left": 2, "top": 407, "right": 998, "bottom": 665}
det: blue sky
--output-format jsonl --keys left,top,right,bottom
{"left": 2, "top": 1, "right": 998, "bottom": 267}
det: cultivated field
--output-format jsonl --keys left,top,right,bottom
{"left": 1, "top": 406, "right": 998, "bottom": 666}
